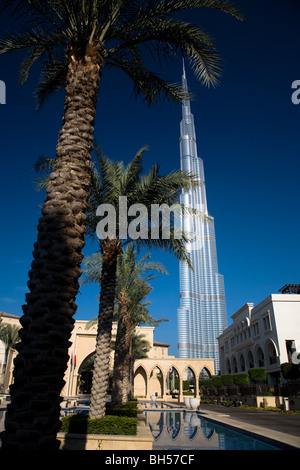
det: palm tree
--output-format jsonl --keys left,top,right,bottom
{"left": 0, "top": 0, "right": 244, "bottom": 449}
{"left": 34, "top": 155, "right": 167, "bottom": 405}
{"left": 83, "top": 243, "right": 168, "bottom": 406}
{"left": 86, "top": 145, "right": 199, "bottom": 418}
{"left": 132, "top": 332, "right": 151, "bottom": 360}
{"left": 112, "top": 279, "right": 152, "bottom": 406}
{"left": 129, "top": 331, "right": 152, "bottom": 398}
{"left": 0, "top": 323, "right": 20, "bottom": 392}
{"left": 112, "top": 247, "right": 169, "bottom": 406}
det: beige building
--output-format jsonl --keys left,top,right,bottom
{"left": 0, "top": 312, "right": 214, "bottom": 401}
{"left": 0, "top": 312, "right": 20, "bottom": 392}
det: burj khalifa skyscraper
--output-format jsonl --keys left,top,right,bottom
{"left": 177, "top": 63, "right": 227, "bottom": 372}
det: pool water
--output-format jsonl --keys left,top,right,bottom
{"left": 144, "top": 410, "right": 281, "bottom": 450}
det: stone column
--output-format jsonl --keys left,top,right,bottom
{"left": 146, "top": 373, "right": 151, "bottom": 400}
{"left": 195, "top": 373, "right": 199, "bottom": 398}
{"left": 179, "top": 372, "right": 183, "bottom": 403}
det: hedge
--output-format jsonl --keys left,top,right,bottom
{"left": 248, "top": 368, "right": 267, "bottom": 383}
{"left": 281, "top": 362, "right": 300, "bottom": 380}
{"left": 233, "top": 373, "right": 249, "bottom": 386}
{"left": 106, "top": 399, "right": 138, "bottom": 417}
{"left": 221, "top": 374, "right": 234, "bottom": 386}
{"left": 212, "top": 375, "right": 223, "bottom": 387}
{"left": 60, "top": 414, "right": 137, "bottom": 435}
{"left": 60, "top": 399, "right": 138, "bottom": 435}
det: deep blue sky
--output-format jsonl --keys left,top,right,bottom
{"left": 0, "top": 1, "right": 299, "bottom": 356}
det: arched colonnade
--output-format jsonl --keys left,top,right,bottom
{"left": 224, "top": 338, "right": 279, "bottom": 375}
{"left": 134, "top": 358, "right": 214, "bottom": 402}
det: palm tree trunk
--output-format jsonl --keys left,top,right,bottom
{"left": 89, "top": 240, "right": 122, "bottom": 419}
{"left": 2, "top": 49, "right": 103, "bottom": 450}
{"left": 128, "top": 356, "right": 135, "bottom": 400}
{"left": 111, "top": 292, "right": 132, "bottom": 407}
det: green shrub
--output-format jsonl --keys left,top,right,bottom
{"left": 248, "top": 368, "right": 267, "bottom": 383}
{"left": 222, "top": 400, "right": 234, "bottom": 407}
{"left": 233, "top": 373, "right": 249, "bottom": 386}
{"left": 281, "top": 362, "right": 300, "bottom": 380}
{"left": 221, "top": 374, "right": 234, "bottom": 386}
{"left": 199, "top": 378, "right": 213, "bottom": 389}
{"left": 212, "top": 375, "right": 223, "bottom": 387}
{"left": 60, "top": 414, "right": 137, "bottom": 435}
{"left": 106, "top": 399, "right": 138, "bottom": 417}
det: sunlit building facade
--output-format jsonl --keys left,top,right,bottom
{"left": 177, "top": 64, "right": 227, "bottom": 372}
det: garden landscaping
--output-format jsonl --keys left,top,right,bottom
{"left": 57, "top": 399, "right": 153, "bottom": 450}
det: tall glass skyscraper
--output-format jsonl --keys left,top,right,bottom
{"left": 177, "top": 64, "right": 227, "bottom": 372}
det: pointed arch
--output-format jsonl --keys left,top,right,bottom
{"left": 134, "top": 365, "right": 147, "bottom": 398}
{"left": 149, "top": 365, "right": 164, "bottom": 397}
{"left": 264, "top": 339, "right": 278, "bottom": 366}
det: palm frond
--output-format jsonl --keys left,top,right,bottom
{"left": 149, "top": 0, "right": 245, "bottom": 22}
{"left": 35, "top": 57, "right": 68, "bottom": 108}
{"left": 33, "top": 155, "right": 55, "bottom": 191}
{"left": 1, "top": 0, "right": 244, "bottom": 106}
{"left": 81, "top": 252, "right": 103, "bottom": 286}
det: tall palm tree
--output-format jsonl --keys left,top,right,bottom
{"left": 34, "top": 155, "right": 168, "bottom": 404}
{"left": 0, "top": 0, "right": 244, "bottom": 449}
{"left": 86, "top": 145, "right": 198, "bottom": 418}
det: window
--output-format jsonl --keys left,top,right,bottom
{"left": 253, "top": 322, "right": 259, "bottom": 337}
{"left": 263, "top": 312, "right": 271, "bottom": 332}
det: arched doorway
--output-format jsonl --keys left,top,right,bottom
{"left": 265, "top": 339, "right": 278, "bottom": 366}
{"left": 199, "top": 367, "right": 211, "bottom": 396}
{"left": 134, "top": 365, "right": 147, "bottom": 398}
{"left": 183, "top": 367, "right": 196, "bottom": 397}
{"left": 149, "top": 366, "right": 164, "bottom": 398}
{"left": 166, "top": 366, "right": 180, "bottom": 399}
{"left": 225, "top": 358, "right": 231, "bottom": 374}
{"left": 256, "top": 346, "right": 264, "bottom": 367}
{"left": 247, "top": 350, "right": 254, "bottom": 369}
{"left": 239, "top": 353, "right": 246, "bottom": 371}
{"left": 232, "top": 356, "right": 238, "bottom": 373}
{"left": 77, "top": 353, "right": 95, "bottom": 394}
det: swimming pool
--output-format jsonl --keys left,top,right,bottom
{"left": 144, "top": 409, "right": 281, "bottom": 450}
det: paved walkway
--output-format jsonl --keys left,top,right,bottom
{"left": 198, "top": 403, "right": 300, "bottom": 449}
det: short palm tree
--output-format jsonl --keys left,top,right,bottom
{"left": 0, "top": 0, "right": 244, "bottom": 449}
{"left": 130, "top": 331, "right": 152, "bottom": 393}
{"left": 113, "top": 248, "right": 170, "bottom": 406}
{"left": 112, "top": 278, "right": 154, "bottom": 406}
{"left": 0, "top": 324, "right": 20, "bottom": 391}
{"left": 83, "top": 243, "right": 168, "bottom": 406}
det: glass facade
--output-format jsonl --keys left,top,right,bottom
{"left": 177, "top": 64, "right": 227, "bottom": 372}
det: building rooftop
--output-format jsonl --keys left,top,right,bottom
{"left": 0, "top": 312, "right": 20, "bottom": 319}
{"left": 279, "top": 284, "right": 300, "bottom": 294}
{"left": 153, "top": 341, "right": 170, "bottom": 348}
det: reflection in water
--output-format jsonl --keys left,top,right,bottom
{"left": 166, "top": 411, "right": 180, "bottom": 439}
{"left": 144, "top": 410, "right": 280, "bottom": 450}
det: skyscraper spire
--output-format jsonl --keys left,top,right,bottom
{"left": 181, "top": 59, "right": 192, "bottom": 117}
{"left": 177, "top": 65, "right": 227, "bottom": 372}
